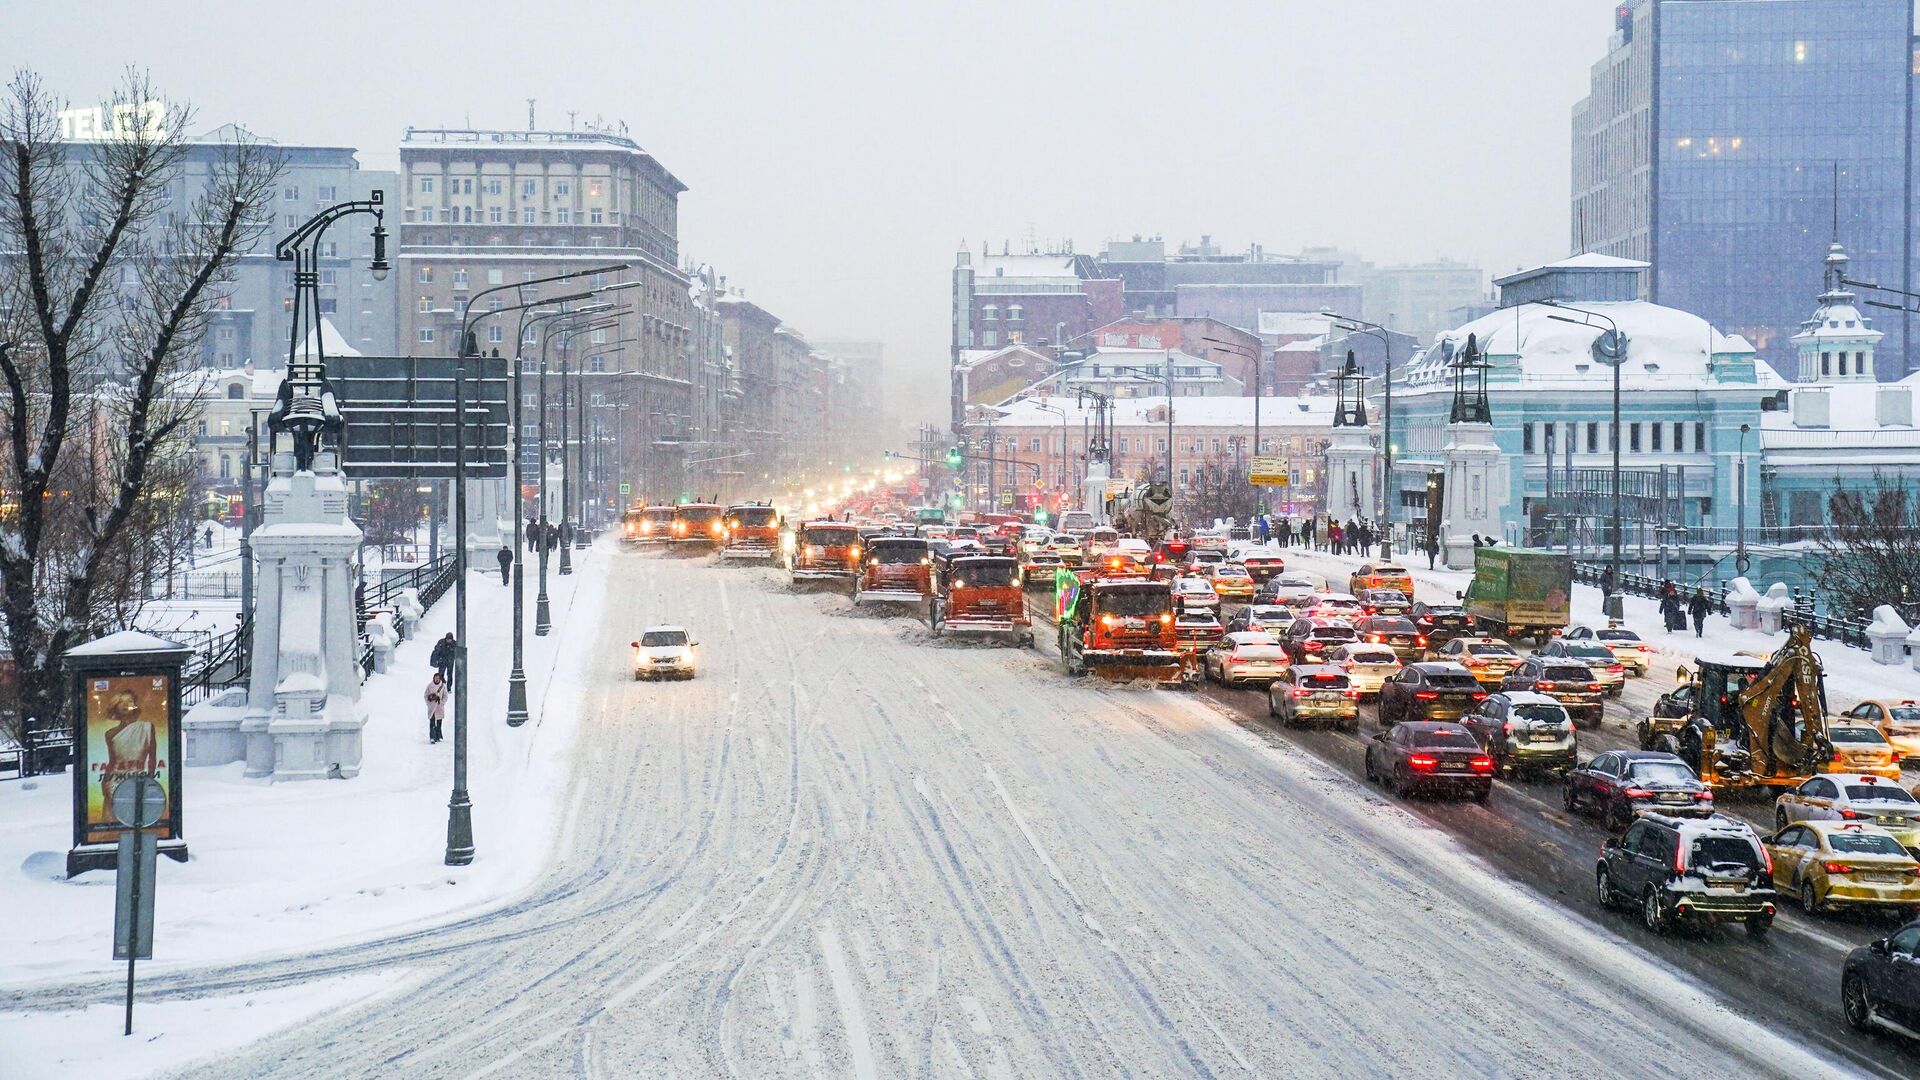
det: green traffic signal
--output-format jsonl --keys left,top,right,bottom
{"left": 945, "top": 448, "right": 963, "bottom": 469}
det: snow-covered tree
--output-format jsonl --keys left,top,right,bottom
{"left": 0, "top": 70, "right": 279, "bottom": 752}
{"left": 1812, "top": 472, "right": 1920, "bottom": 621}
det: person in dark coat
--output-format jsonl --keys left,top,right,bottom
{"left": 1658, "top": 581, "right": 1682, "bottom": 632}
{"left": 496, "top": 544, "right": 513, "bottom": 586}
{"left": 1599, "top": 565, "right": 1617, "bottom": 602}
{"left": 526, "top": 517, "right": 541, "bottom": 551}
{"left": 1427, "top": 536, "right": 1439, "bottom": 570}
{"left": 1687, "top": 587, "right": 1711, "bottom": 637}
{"left": 430, "top": 632, "right": 457, "bottom": 690}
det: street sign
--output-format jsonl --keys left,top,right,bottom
{"left": 112, "top": 775, "right": 166, "bottom": 829}
{"left": 618, "top": 482, "right": 631, "bottom": 496}
{"left": 329, "top": 355, "right": 512, "bottom": 480}
{"left": 1249, "top": 456, "right": 1290, "bottom": 486}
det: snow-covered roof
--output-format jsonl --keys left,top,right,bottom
{"left": 987, "top": 395, "right": 1335, "bottom": 429}
{"left": 1759, "top": 371, "right": 1920, "bottom": 434}
{"left": 66, "top": 630, "right": 190, "bottom": 657}
{"left": 295, "top": 318, "right": 360, "bottom": 360}
{"left": 1258, "top": 312, "right": 1337, "bottom": 338}
{"left": 1405, "top": 300, "right": 1775, "bottom": 392}
{"left": 970, "top": 254, "right": 1083, "bottom": 281}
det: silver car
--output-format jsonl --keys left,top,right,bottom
{"left": 1330, "top": 642, "right": 1401, "bottom": 698}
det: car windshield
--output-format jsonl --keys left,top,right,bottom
{"left": 1348, "top": 649, "right": 1397, "bottom": 665}
{"left": 1467, "top": 642, "right": 1515, "bottom": 655}
{"left": 1829, "top": 832, "right": 1909, "bottom": 856}
{"left": 1830, "top": 727, "right": 1888, "bottom": 745}
{"left": 1249, "top": 607, "right": 1291, "bottom": 620}
{"left": 1313, "top": 626, "right": 1356, "bottom": 642}
{"left": 1425, "top": 673, "right": 1480, "bottom": 691}
{"left": 1366, "top": 618, "right": 1418, "bottom": 634}
{"left": 871, "top": 543, "right": 926, "bottom": 564}
{"left": 644, "top": 509, "right": 674, "bottom": 523}
{"left": 1596, "top": 630, "right": 1641, "bottom": 643}
{"left": 730, "top": 508, "right": 777, "bottom": 526}
{"left": 1689, "top": 837, "right": 1760, "bottom": 872}
{"left": 1627, "top": 761, "right": 1696, "bottom": 783}
{"left": 641, "top": 630, "right": 688, "bottom": 647}
{"left": 955, "top": 558, "right": 1017, "bottom": 580}
{"left": 1299, "top": 673, "right": 1350, "bottom": 689}
{"left": 803, "top": 528, "right": 856, "bottom": 545}
{"left": 1414, "top": 728, "right": 1477, "bottom": 748}
{"left": 1274, "top": 576, "right": 1313, "bottom": 588}
{"left": 1542, "top": 666, "right": 1593, "bottom": 682}
{"left": 1215, "top": 566, "right": 1250, "bottom": 578}
{"left": 1564, "top": 644, "right": 1613, "bottom": 660}
{"left": 679, "top": 507, "right": 721, "bottom": 523}
{"left": 1846, "top": 785, "right": 1917, "bottom": 803}
{"left": 1513, "top": 704, "right": 1569, "bottom": 724}
{"left": 1102, "top": 589, "right": 1170, "bottom": 617}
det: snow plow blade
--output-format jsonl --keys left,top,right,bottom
{"left": 854, "top": 589, "right": 928, "bottom": 605}
{"left": 938, "top": 617, "right": 1035, "bottom": 644}
{"left": 1082, "top": 650, "right": 1186, "bottom": 684}
{"left": 720, "top": 546, "right": 777, "bottom": 560}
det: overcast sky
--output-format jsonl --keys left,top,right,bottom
{"left": 8, "top": 0, "right": 1617, "bottom": 421}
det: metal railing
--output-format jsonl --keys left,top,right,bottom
{"left": 1572, "top": 562, "right": 1873, "bottom": 649}
{"left": 359, "top": 553, "right": 458, "bottom": 676}
{"left": 183, "top": 618, "right": 252, "bottom": 708}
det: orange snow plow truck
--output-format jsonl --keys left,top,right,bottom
{"left": 929, "top": 553, "right": 1033, "bottom": 645}
{"left": 1054, "top": 563, "right": 1186, "bottom": 685}
{"left": 855, "top": 536, "right": 933, "bottom": 606}
{"left": 789, "top": 520, "right": 862, "bottom": 585}
{"left": 721, "top": 503, "right": 781, "bottom": 560}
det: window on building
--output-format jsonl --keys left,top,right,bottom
{"left": 418, "top": 327, "right": 435, "bottom": 343}
{"left": 283, "top": 185, "right": 299, "bottom": 201}
{"left": 1629, "top": 423, "right": 1641, "bottom": 452}
{"left": 981, "top": 306, "right": 998, "bottom": 321}
{"left": 1673, "top": 421, "right": 1685, "bottom": 452}
{"left": 590, "top": 357, "right": 606, "bottom": 373}
{"left": 1694, "top": 422, "right": 1706, "bottom": 452}
{"left": 485, "top": 178, "right": 502, "bottom": 195}
{"left": 590, "top": 208, "right": 603, "bottom": 224}
{"left": 488, "top": 298, "right": 503, "bottom": 311}
{"left": 1522, "top": 423, "right": 1534, "bottom": 454}
{"left": 1651, "top": 423, "right": 1663, "bottom": 452}
{"left": 1029, "top": 437, "right": 1041, "bottom": 452}
{"left": 1586, "top": 422, "right": 1599, "bottom": 453}
{"left": 1858, "top": 354, "right": 1868, "bottom": 375}
{"left": 520, "top": 208, "right": 535, "bottom": 224}
{"left": 522, "top": 179, "right": 536, "bottom": 197}
{"left": 587, "top": 180, "right": 603, "bottom": 198}
{"left": 318, "top": 298, "right": 337, "bottom": 314}
{"left": 591, "top": 328, "right": 607, "bottom": 344}
{"left": 461, "top": 178, "right": 473, "bottom": 195}
{"left": 1211, "top": 438, "right": 1222, "bottom": 454}
{"left": 1180, "top": 469, "right": 1190, "bottom": 485}
{"left": 556, "top": 207, "right": 571, "bottom": 225}
{"left": 1821, "top": 351, "right": 1831, "bottom": 376}
{"left": 487, "top": 269, "right": 504, "bottom": 285}
{"left": 417, "top": 296, "right": 432, "bottom": 313}
{"left": 488, "top": 206, "right": 503, "bottom": 224}
{"left": 1008, "top": 305, "right": 1024, "bottom": 322}
{"left": 319, "top": 241, "right": 337, "bottom": 258}
{"left": 1157, "top": 438, "right": 1167, "bottom": 452}
{"left": 980, "top": 330, "right": 998, "bottom": 347}
{"left": 555, "top": 180, "right": 571, "bottom": 197}
{"left": 220, "top": 455, "right": 231, "bottom": 478}
{"left": 419, "top": 177, "right": 435, "bottom": 194}
{"left": 417, "top": 265, "right": 434, "bottom": 283}
{"left": 487, "top": 325, "right": 503, "bottom": 344}
{"left": 317, "top": 184, "right": 336, "bottom": 201}
{"left": 452, "top": 269, "right": 469, "bottom": 289}
{"left": 226, "top": 383, "right": 245, "bottom": 400}
{"left": 1117, "top": 437, "right": 1129, "bottom": 453}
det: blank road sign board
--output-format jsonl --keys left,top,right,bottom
{"left": 329, "top": 355, "right": 512, "bottom": 479}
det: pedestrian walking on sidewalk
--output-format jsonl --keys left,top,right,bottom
{"left": 424, "top": 672, "right": 447, "bottom": 743}
{"left": 1658, "top": 581, "right": 1683, "bottom": 632}
{"left": 496, "top": 544, "right": 513, "bottom": 586}
{"left": 1427, "top": 537, "right": 1439, "bottom": 570}
{"left": 1688, "top": 587, "right": 1711, "bottom": 637}
{"left": 430, "top": 632, "right": 457, "bottom": 691}
{"left": 1599, "top": 565, "right": 1617, "bottom": 604}
{"left": 526, "top": 517, "right": 541, "bottom": 551}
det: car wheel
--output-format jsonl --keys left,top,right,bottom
{"left": 1801, "top": 880, "right": 1820, "bottom": 915}
{"left": 1641, "top": 889, "right": 1666, "bottom": 935}
{"left": 1843, "top": 971, "right": 1874, "bottom": 1032}
{"left": 1267, "top": 692, "right": 1280, "bottom": 720}
{"left": 1563, "top": 783, "right": 1579, "bottom": 813}
{"left": 1596, "top": 866, "right": 1617, "bottom": 909}
{"left": 1364, "top": 752, "right": 1377, "bottom": 784}
{"left": 1775, "top": 808, "right": 1789, "bottom": 831}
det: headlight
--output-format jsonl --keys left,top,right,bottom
{"left": 849, "top": 545, "right": 862, "bottom": 559}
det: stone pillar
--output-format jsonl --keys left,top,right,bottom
{"left": 1440, "top": 421, "right": 1503, "bottom": 568}
{"left": 242, "top": 463, "right": 368, "bottom": 782}
{"left": 1867, "top": 606, "right": 1910, "bottom": 666}
{"left": 1324, "top": 426, "right": 1376, "bottom": 526}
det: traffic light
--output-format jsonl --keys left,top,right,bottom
{"left": 1034, "top": 507, "right": 1050, "bottom": 524}
{"left": 945, "top": 447, "right": 963, "bottom": 469}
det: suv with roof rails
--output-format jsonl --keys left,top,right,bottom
{"left": 1596, "top": 812, "right": 1778, "bottom": 938}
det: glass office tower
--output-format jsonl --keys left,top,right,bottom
{"left": 1573, "top": 0, "right": 1915, "bottom": 378}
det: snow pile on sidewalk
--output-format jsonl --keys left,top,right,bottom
{"left": 0, "top": 545, "right": 611, "bottom": 986}
{"left": 1278, "top": 544, "right": 1920, "bottom": 706}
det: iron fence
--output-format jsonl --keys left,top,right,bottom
{"left": 1572, "top": 562, "right": 1872, "bottom": 649}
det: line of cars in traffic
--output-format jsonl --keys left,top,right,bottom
{"left": 1173, "top": 545, "right": 1920, "bottom": 1039}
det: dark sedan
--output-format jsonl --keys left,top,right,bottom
{"left": 1359, "top": 588, "right": 1412, "bottom": 618}
{"left": 1563, "top": 750, "right": 1715, "bottom": 829}
{"left": 1501, "top": 656, "right": 1607, "bottom": 727}
{"left": 1354, "top": 615, "right": 1425, "bottom": 663}
{"left": 1364, "top": 721, "right": 1495, "bottom": 802}
{"left": 1378, "top": 662, "right": 1486, "bottom": 725}
{"left": 1844, "top": 919, "right": 1920, "bottom": 1041}
{"left": 1281, "top": 617, "right": 1357, "bottom": 664}
{"left": 1410, "top": 601, "right": 1474, "bottom": 647}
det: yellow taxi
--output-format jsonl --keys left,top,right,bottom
{"left": 1207, "top": 563, "right": 1257, "bottom": 601}
{"left": 1348, "top": 563, "right": 1414, "bottom": 597}
{"left": 1822, "top": 723, "right": 1904, "bottom": 781}
{"left": 1838, "top": 699, "right": 1920, "bottom": 765}
{"left": 1431, "top": 635, "right": 1522, "bottom": 688}
{"left": 1765, "top": 820, "right": 1920, "bottom": 914}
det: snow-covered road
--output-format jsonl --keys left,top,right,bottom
{"left": 33, "top": 548, "right": 1859, "bottom": 1077}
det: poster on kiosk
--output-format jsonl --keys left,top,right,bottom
{"left": 63, "top": 631, "right": 192, "bottom": 877}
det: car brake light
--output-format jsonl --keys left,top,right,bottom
{"left": 1589, "top": 683, "right": 1601, "bottom": 692}
{"left": 1608, "top": 664, "right": 1623, "bottom": 673}
{"left": 1414, "top": 690, "right": 1439, "bottom": 701}
{"left": 1408, "top": 753, "right": 1438, "bottom": 771}
{"left": 1624, "top": 788, "right": 1651, "bottom": 799}
{"left": 1371, "top": 634, "right": 1383, "bottom": 643}
{"left": 1416, "top": 635, "right": 1428, "bottom": 646}
{"left": 1676, "top": 844, "right": 1687, "bottom": 873}
{"left": 1840, "top": 808, "right": 1859, "bottom": 819}
{"left": 1502, "top": 722, "right": 1514, "bottom": 735}
{"left": 1538, "top": 681, "right": 1556, "bottom": 691}
{"left": 1472, "top": 692, "right": 1488, "bottom": 700}
{"left": 1294, "top": 687, "right": 1312, "bottom": 698}
{"left": 1693, "top": 791, "right": 1713, "bottom": 800}
{"left": 1470, "top": 755, "right": 1495, "bottom": 774}
{"left": 1823, "top": 861, "right": 1855, "bottom": 875}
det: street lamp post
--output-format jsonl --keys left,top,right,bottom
{"left": 1325, "top": 312, "right": 1395, "bottom": 557}
{"left": 532, "top": 309, "right": 620, "bottom": 631}
{"left": 1545, "top": 302, "right": 1627, "bottom": 590}
{"left": 1737, "top": 422, "right": 1751, "bottom": 575}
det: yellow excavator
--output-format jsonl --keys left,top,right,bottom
{"left": 1671, "top": 624, "right": 1833, "bottom": 791}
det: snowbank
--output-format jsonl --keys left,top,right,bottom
{"left": 0, "top": 543, "right": 611, "bottom": 987}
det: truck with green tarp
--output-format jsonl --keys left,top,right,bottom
{"left": 1463, "top": 547, "right": 1571, "bottom": 643}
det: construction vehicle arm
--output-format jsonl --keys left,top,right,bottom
{"left": 1735, "top": 625, "right": 1830, "bottom": 778}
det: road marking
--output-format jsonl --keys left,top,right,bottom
{"left": 819, "top": 921, "right": 881, "bottom": 1080}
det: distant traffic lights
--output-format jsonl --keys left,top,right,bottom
{"left": 945, "top": 447, "right": 963, "bottom": 469}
